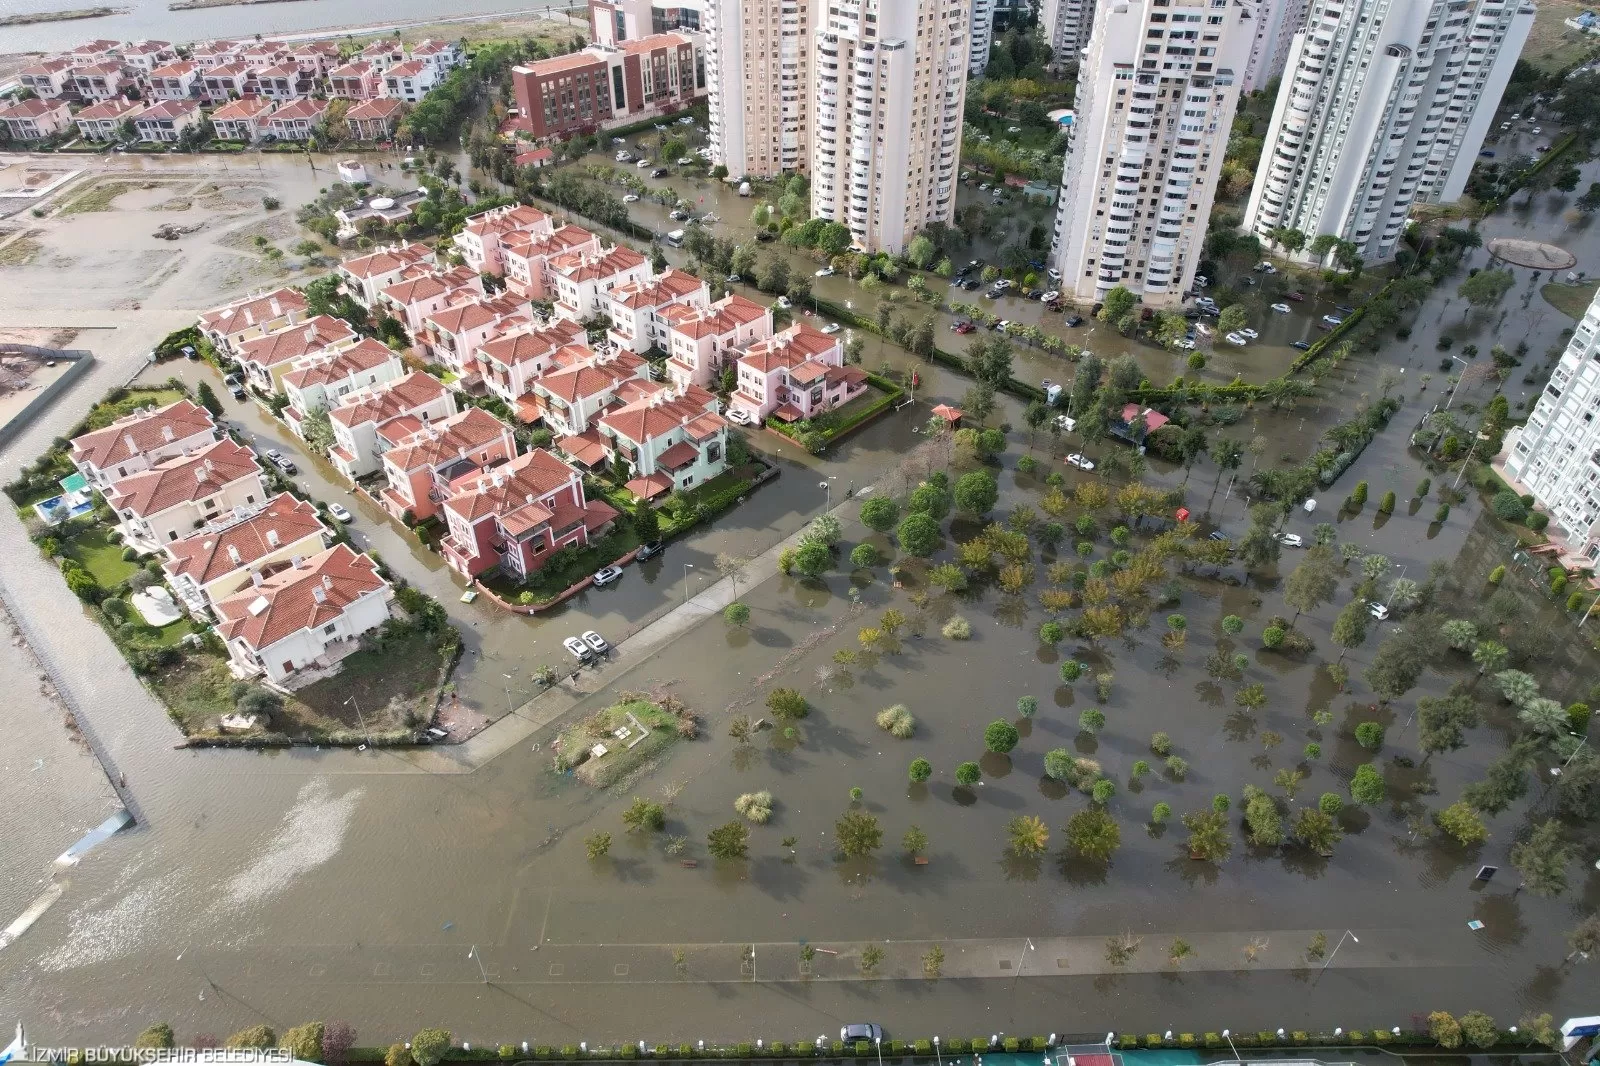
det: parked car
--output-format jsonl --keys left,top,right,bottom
{"left": 651, "top": 167, "right": 668, "bottom": 178}
{"left": 1479, "top": 150, "right": 1495, "bottom": 158}
{"left": 1270, "top": 302, "right": 1291, "bottom": 314}
{"left": 676, "top": 156, "right": 695, "bottom": 165}
{"left": 1041, "top": 290, "right": 1060, "bottom": 303}
{"left": 1255, "top": 262, "right": 1278, "bottom": 274}
{"left": 265, "top": 449, "right": 297, "bottom": 475}
{"left": 327, "top": 503, "right": 354, "bottom": 523}
{"left": 223, "top": 373, "right": 246, "bottom": 400}
{"left": 725, "top": 274, "right": 742, "bottom": 284}
{"left": 1273, "top": 532, "right": 1304, "bottom": 548}
{"left": 635, "top": 540, "right": 665, "bottom": 561}
{"left": 563, "top": 636, "right": 593, "bottom": 660}
{"left": 991, "top": 319, "right": 1011, "bottom": 331}
{"left": 622, "top": 194, "right": 640, "bottom": 203}
{"left": 1285, "top": 291, "right": 1305, "bottom": 301}
{"left": 1194, "top": 323, "right": 1212, "bottom": 336}
{"left": 1065, "top": 453, "right": 1095, "bottom": 471}
{"left": 1065, "top": 314, "right": 1084, "bottom": 327}
{"left": 678, "top": 115, "right": 695, "bottom": 125}
{"left": 1290, "top": 340, "right": 1311, "bottom": 350}
{"left": 582, "top": 630, "right": 610, "bottom": 655}
{"left": 952, "top": 321, "right": 976, "bottom": 334}
{"left": 1322, "top": 314, "right": 1344, "bottom": 326}
{"left": 1175, "top": 338, "right": 1196, "bottom": 350}
{"left": 993, "top": 279, "right": 1014, "bottom": 290}
{"left": 841, "top": 1026, "right": 883, "bottom": 1044}
{"left": 1054, "top": 414, "right": 1077, "bottom": 432}
{"left": 1367, "top": 601, "right": 1390, "bottom": 621}
{"left": 816, "top": 267, "right": 835, "bottom": 277}
{"left": 1532, "top": 125, "right": 1542, "bottom": 134}
{"left": 1193, "top": 275, "right": 1209, "bottom": 287}
{"left": 727, "top": 407, "right": 754, "bottom": 425}
{"left": 821, "top": 322, "right": 842, "bottom": 334}
{"left": 1239, "top": 328, "right": 1259, "bottom": 340}
{"left": 592, "top": 565, "right": 624, "bottom": 587}
{"left": 962, "top": 279, "right": 981, "bottom": 290}
{"left": 1225, "top": 332, "right": 1248, "bottom": 345}
{"left": 1207, "top": 529, "right": 1230, "bottom": 542}
{"left": 1047, "top": 267, "right": 1061, "bottom": 282}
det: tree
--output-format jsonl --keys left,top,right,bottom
{"left": 1065, "top": 807, "right": 1121, "bottom": 862}
{"left": 584, "top": 832, "right": 612, "bottom": 859}
{"left": 835, "top": 810, "right": 883, "bottom": 857}
{"left": 1429, "top": 1012, "right": 1463, "bottom": 1049}
{"left": 903, "top": 825, "right": 929, "bottom": 855}
{"left": 909, "top": 757, "right": 932, "bottom": 783}
{"left": 1464, "top": 750, "right": 1532, "bottom": 815}
{"left": 632, "top": 498, "right": 661, "bottom": 542}
{"left": 1283, "top": 548, "right": 1340, "bottom": 623}
{"left": 1355, "top": 722, "right": 1385, "bottom": 750}
{"left": 1365, "top": 632, "right": 1431, "bottom": 705}
{"left": 1418, "top": 692, "right": 1481, "bottom": 760}
{"left": 766, "top": 688, "right": 809, "bottom": 720}
{"left": 1569, "top": 914, "right": 1600, "bottom": 962}
{"left": 408, "top": 1031, "right": 452, "bottom": 1066}
{"left": 1496, "top": 669, "right": 1539, "bottom": 707}
{"left": 322, "top": 1022, "right": 356, "bottom": 1065}
{"left": 623, "top": 797, "right": 666, "bottom": 832}
{"left": 1098, "top": 285, "right": 1136, "bottom": 324}
{"left": 1441, "top": 619, "right": 1478, "bottom": 651}
{"left": 1349, "top": 763, "right": 1385, "bottom": 806}
{"left": 1458, "top": 1011, "right": 1497, "bottom": 1049}
{"left": 1472, "top": 640, "right": 1509, "bottom": 675}
{"left": 707, "top": 821, "right": 750, "bottom": 859}
{"left": 955, "top": 761, "right": 982, "bottom": 786}
{"left": 953, "top": 470, "right": 999, "bottom": 515}
{"left": 136, "top": 1025, "right": 175, "bottom": 1049}
{"left": 195, "top": 380, "right": 223, "bottom": 416}
{"left": 1007, "top": 814, "right": 1050, "bottom": 856}
{"left": 1434, "top": 800, "right": 1488, "bottom": 846}
{"left": 860, "top": 496, "right": 899, "bottom": 533}
{"left": 967, "top": 337, "right": 1014, "bottom": 389}
{"left": 1217, "top": 305, "right": 1249, "bottom": 336}
{"left": 1330, "top": 600, "right": 1369, "bottom": 663}
{"left": 1458, "top": 268, "right": 1514, "bottom": 313}
{"left": 984, "top": 719, "right": 1020, "bottom": 753}
{"left": 1511, "top": 818, "right": 1574, "bottom": 896}
{"left": 280, "top": 1024, "right": 325, "bottom": 1061}
{"left": 723, "top": 602, "right": 751, "bottom": 627}
{"left": 1182, "top": 810, "right": 1231, "bottom": 863}
{"left": 1043, "top": 748, "right": 1074, "bottom": 781}
{"left": 896, "top": 513, "right": 941, "bottom": 557}
{"left": 1078, "top": 708, "right": 1106, "bottom": 735}
{"left": 227, "top": 1027, "right": 277, "bottom": 1050}
{"left": 1290, "top": 807, "right": 1341, "bottom": 853}
{"left": 1243, "top": 787, "right": 1283, "bottom": 846}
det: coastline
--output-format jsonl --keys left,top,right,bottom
{"left": 0, "top": 6, "right": 121, "bottom": 27}
{"left": 255, "top": 4, "right": 584, "bottom": 44}
{"left": 168, "top": 0, "right": 310, "bottom": 11}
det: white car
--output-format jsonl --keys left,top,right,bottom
{"left": 1007, "top": 126, "right": 1021, "bottom": 133}
{"left": 1239, "top": 328, "right": 1259, "bottom": 340}
{"left": 677, "top": 157, "right": 694, "bottom": 165}
{"left": 816, "top": 267, "right": 835, "bottom": 277}
{"left": 1047, "top": 268, "right": 1061, "bottom": 282}
{"left": 978, "top": 182, "right": 991, "bottom": 191}
{"left": 1532, "top": 126, "right": 1542, "bottom": 134}
{"left": 622, "top": 194, "right": 640, "bottom": 203}
{"left": 775, "top": 296, "right": 791, "bottom": 309}
{"left": 1042, "top": 290, "right": 1060, "bottom": 302}
{"left": 678, "top": 116, "right": 695, "bottom": 125}
{"left": 1322, "top": 314, "right": 1344, "bottom": 326}
{"left": 1195, "top": 323, "right": 1212, "bottom": 336}
{"left": 636, "top": 159, "right": 651, "bottom": 168}
{"left": 1273, "top": 532, "right": 1304, "bottom": 548}
{"left": 1175, "top": 339, "right": 1196, "bottom": 350}
{"left": 1367, "top": 602, "right": 1390, "bottom": 621}
{"left": 582, "top": 630, "right": 611, "bottom": 655}
{"left": 821, "top": 322, "right": 842, "bottom": 334}
{"left": 727, "top": 408, "right": 754, "bottom": 426}
{"left": 1271, "top": 302, "right": 1291, "bottom": 314}
{"left": 327, "top": 503, "right": 354, "bottom": 523}
{"left": 1225, "top": 332, "right": 1248, "bottom": 345}
{"left": 592, "top": 565, "right": 624, "bottom": 586}
{"left": 1065, "top": 453, "right": 1095, "bottom": 471}
{"left": 1054, "top": 414, "right": 1077, "bottom": 432}
{"left": 563, "top": 636, "right": 592, "bottom": 660}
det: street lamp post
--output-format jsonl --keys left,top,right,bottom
{"left": 1443, "top": 354, "right": 1470, "bottom": 411}
{"left": 933, "top": 1037, "right": 940, "bottom": 1066}
{"left": 875, "top": 1038, "right": 883, "bottom": 1066}
{"left": 468, "top": 944, "right": 488, "bottom": 984}
{"left": 344, "top": 696, "right": 370, "bottom": 747}
{"left": 682, "top": 562, "right": 695, "bottom": 605}
{"left": 819, "top": 477, "right": 835, "bottom": 511}
{"left": 1322, "top": 929, "right": 1358, "bottom": 970}
{"left": 1221, "top": 1030, "right": 1240, "bottom": 1061}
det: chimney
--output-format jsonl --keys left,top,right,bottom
{"left": 194, "top": 464, "right": 208, "bottom": 484}
{"left": 322, "top": 574, "right": 333, "bottom": 589}
{"left": 304, "top": 324, "right": 318, "bottom": 344}
{"left": 162, "top": 425, "right": 175, "bottom": 442}
{"left": 124, "top": 432, "right": 137, "bottom": 454}
{"left": 286, "top": 307, "right": 300, "bottom": 326}
{"left": 291, "top": 554, "right": 303, "bottom": 568}
{"left": 227, "top": 544, "right": 242, "bottom": 565}
{"left": 251, "top": 570, "right": 263, "bottom": 587}
{"left": 243, "top": 307, "right": 256, "bottom": 326}
{"left": 266, "top": 528, "right": 280, "bottom": 548}
{"left": 312, "top": 585, "right": 326, "bottom": 604}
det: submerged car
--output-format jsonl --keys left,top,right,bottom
{"left": 563, "top": 636, "right": 592, "bottom": 660}
{"left": 581, "top": 630, "right": 610, "bottom": 655}
{"left": 1065, "top": 453, "right": 1095, "bottom": 471}
{"left": 1273, "top": 532, "right": 1304, "bottom": 548}
{"left": 592, "top": 565, "right": 624, "bottom": 586}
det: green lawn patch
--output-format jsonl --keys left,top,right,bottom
{"left": 481, "top": 524, "right": 643, "bottom": 606}
{"left": 555, "top": 695, "right": 688, "bottom": 787}
{"left": 1542, "top": 280, "right": 1600, "bottom": 320}
{"left": 61, "top": 180, "right": 141, "bottom": 214}
{"left": 766, "top": 377, "right": 904, "bottom": 452}
{"left": 65, "top": 527, "right": 138, "bottom": 587}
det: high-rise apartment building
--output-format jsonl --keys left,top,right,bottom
{"left": 1240, "top": 0, "right": 1307, "bottom": 93}
{"left": 810, "top": 0, "right": 971, "bottom": 254}
{"left": 1502, "top": 288, "right": 1600, "bottom": 564}
{"left": 590, "top": 0, "right": 704, "bottom": 45}
{"left": 1243, "top": 0, "right": 1533, "bottom": 265}
{"left": 705, "top": 0, "right": 818, "bottom": 179}
{"left": 1048, "top": 0, "right": 1251, "bottom": 308}
{"left": 1039, "top": 0, "right": 1095, "bottom": 64}
{"left": 970, "top": 0, "right": 995, "bottom": 75}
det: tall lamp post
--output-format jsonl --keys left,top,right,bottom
{"left": 1322, "top": 929, "right": 1359, "bottom": 970}
{"left": 820, "top": 476, "right": 836, "bottom": 512}
{"left": 682, "top": 562, "right": 695, "bottom": 605}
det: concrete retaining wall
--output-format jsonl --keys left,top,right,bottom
{"left": 0, "top": 344, "right": 95, "bottom": 451}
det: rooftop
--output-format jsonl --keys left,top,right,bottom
{"left": 161, "top": 492, "right": 325, "bottom": 587}
{"left": 213, "top": 543, "right": 386, "bottom": 651}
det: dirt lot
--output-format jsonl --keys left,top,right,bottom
{"left": 1524, "top": 0, "right": 1600, "bottom": 74}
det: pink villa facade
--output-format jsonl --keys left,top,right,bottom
{"left": 376, "top": 407, "right": 517, "bottom": 522}
{"left": 661, "top": 293, "right": 772, "bottom": 389}
{"left": 728, "top": 321, "right": 867, "bottom": 424}
{"left": 500, "top": 224, "right": 602, "bottom": 300}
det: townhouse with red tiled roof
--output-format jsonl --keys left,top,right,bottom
{"left": 18, "top": 59, "right": 75, "bottom": 100}
{"left": 160, "top": 492, "right": 329, "bottom": 617}
{"left": 237, "top": 314, "right": 360, "bottom": 394}
{"left": 68, "top": 40, "right": 122, "bottom": 64}
{"left": 453, "top": 204, "right": 554, "bottom": 276}
{"left": 105, "top": 438, "right": 267, "bottom": 549}
{"left": 531, "top": 348, "right": 657, "bottom": 438}
{"left": 419, "top": 294, "right": 531, "bottom": 386}
{"left": 476, "top": 319, "right": 590, "bottom": 417}
{"left": 209, "top": 96, "right": 275, "bottom": 142}
{"left": 0, "top": 99, "right": 72, "bottom": 142}
{"left": 327, "top": 371, "right": 456, "bottom": 481}
{"left": 146, "top": 60, "right": 199, "bottom": 100}
{"left": 237, "top": 42, "right": 288, "bottom": 68}
{"left": 549, "top": 245, "right": 650, "bottom": 322}
{"left": 134, "top": 98, "right": 202, "bottom": 143}
{"left": 359, "top": 39, "right": 405, "bottom": 72}
{"left": 382, "top": 59, "right": 437, "bottom": 102}
{"left": 121, "top": 40, "right": 178, "bottom": 73}
{"left": 281, "top": 337, "right": 404, "bottom": 438}
{"left": 515, "top": 147, "right": 554, "bottom": 169}
{"left": 596, "top": 385, "right": 729, "bottom": 501}
{"left": 345, "top": 96, "right": 406, "bottom": 141}
{"left": 439, "top": 448, "right": 617, "bottom": 581}
{"left": 289, "top": 40, "right": 342, "bottom": 79}
{"left": 265, "top": 97, "right": 328, "bottom": 141}
{"left": 600, "top": 268, "right": 708, "bottom": 354}
{"left": 199, "top": 62, "right": 252, "bottom": 103}
{"left": 408, "top": 38, "right": 464, "bottom": 77}
{"left": 189, "top": 40, "right": 245, "bottom": 68}
{"left": 199, "top": 287, "right": 309, "bottom": 356}
{"left": 213, "top": 543, "right": 392, "bottom": 684}
{"left": 661, "top": 292, "right": 772, "bottom": 389}
{"left": 71, "top": 61, "right": 128, "bottom": 102}
{"left": 500, "top": 223, "right": 601, "bottom": 300}
{"left": 339, "top": 242, "right": 437, "bottom": 306}
{"left": 70, "top": 398, "right": 218, "bottom": 490}
{"left": 727, "top": 321, "right": 864, "bottom": 425}
{"left": 376, "top": 266, "right": 482, "bottom": 334}
{"left": 376, "top": 406, "right": 518, "bottom": 522}
{"left": 251, "top": 61, "right": 308, "bottom": 101}
{"left": 327, "top": 59, "right": 379, "bottom": 100}
{"left": 74, "top": 98, "right": 144, "bottom": 142}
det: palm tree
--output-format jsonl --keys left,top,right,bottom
{"left": 1519, "top": 698, "right": 1570, "bottom": 740}
{"left": 1472, "top": 640, "right": 1509, "bottom": 676}
{"left": 1495, "top": 669, "right": 1539, "bottom": 707}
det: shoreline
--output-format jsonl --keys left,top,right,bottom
{"left": 0, "top": 6, "right": 121, "bottom": 27}
{"left": 257, "top": 4, "right": 585, "bottom": 44}
{"left": 168, "top": 0, "right": 310, "bottom": 11}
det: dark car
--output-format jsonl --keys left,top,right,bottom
{"left": 1291, "top": 340, "right": 1311, "bottom": 350}
{"left": 841, "top": 1025, "right": 883, "bottom": 1044}
{"left": 651, "top": 168, "right": 668, "bottom": 178}
{"left": 1208, "top": 529, "right": 1230, "bottom": 542}
{"left": 182, "top": 344, "right": 199, "bottom": 361}
{"left": 962, "top": 279, "right": 981, "bottom": 291}
{"left": 636, "top": 540, "right": 665, "bottom": 561}
{"left": 1335, "top": 304, "right": 1356, "bottom": 314}
{"left": 223, "top": 373, "right": 246, "bottom": 400}
{"left": 755, "top": 229, "right": 775, "bottom": 242}
{"left": 1066, "top": 314, "right": 1084, "bottom": 326}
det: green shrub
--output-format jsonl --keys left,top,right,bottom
{"left": 1003, "top": 1038, "right": 1020, "bottom": 1053}
{"left": 1203, "top": 1034, "right": 1221, "bottom": 1049}
{"left": 1378, "top": 490, "right": 1396, "bottom": 514}
{"left": 913, "top": 1041, "right": 932, "bottom": 1055}
{"left": 1491, "top": 491, "right": 1527, "bottom": 522}
{"left": 1488, "top": 564, "right": 1505, "bottom": 584}
{"left": 1528, "top": 512, "right": 1549, "bottom": 532}
{"left": 561, "top": 1048, "right": 580, "bottom": 1059}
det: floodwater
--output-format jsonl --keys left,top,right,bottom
{"left": 5, "top": 141, "right": 1600, "bottom": 1044}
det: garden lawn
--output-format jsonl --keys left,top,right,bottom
{"left": 1542, "top": 280, "right": 1600, "bottom": 320}
{"left": 555, "top": 697, "right": 681, "bottom": 788}
{"left": 66, "top": 527, "right": 139, "bottom": 587}
{"left": 481, "top": 525, "right": 642, "bottom": 605}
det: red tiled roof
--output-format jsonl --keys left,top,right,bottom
{"left": 462, "top": 203, "right": 548, "bottom": 238}
{"left": 283, "top": 337, "right": 396, "bottom": 391}
{"left": 105, "top": 438, "right": 260, "bottom": 518}
{"left": 0, "top": 98, "right": 68, "bottom": 120}
{"left": 330, "top": 371, "right": 448, "bottom": 428}
{"left": 1121, "top": 403, "right": 1170, "bottom": 431}
{"left": 270, "top": 98, "right": 327, "bottom": 123}
{"left": 213, "top": 543, "right": 386, "bottom": 652}
{"left": 426, "top": 294, "right": 525, "bottom": 336}
{"left": 620, "top": 32, "right": 692, "bottom": 55}
{"left": 71, "top": 398, "right": 215, "bottom": 471}
{"left": 161, "top": 492, "right": 325, "bottom": 586}
{"left": 138, "top": 99, "right": 199, "bottom": 120}
{"left": 386, "top": 60, "right": 426, "bottom": 78}
{"left": 824, "top": 364, "right": 868, "bottom": 388}
{"left": 76, "top": 98, "right": 143, "bottom": 121}
{"left": 341, "top": 242, "right": 433, "bottom": 280}
{"left": 624, "top": 473, "right": 673, "bottom": 500}
{"left": 537, "top": 351, "right": 646, "bottom": 403}
{"left": 200, "top": 287, "right": 307, "bottom": 336}
{"left": 328, "top": 59, "right": 372, "bottom": 78}
{"left": 347, "top": 96, "right": 405, "bottom": 120}
{"left": 663, "top": 292, "right": 770, "bottom": 339}
{"left": 75, "top": 61, "right": 124, "bottom": 77}
{"left": 382, "top": 406, "right": 510, "bottom": 472}
{"left": 476, "top": 319, "right": 587, "bottom": 368}
{"left": 442, "top": 448, "right": 578, "bottom": 527}
{"left": 515, "top": 147, "right": 554, "bottom": 166}
{"left": 239, "top": 315, "right": 356, "bottom": 369}
{"left": 148, "top": 60, "right": 196, "bottom": 78}
{"left": 599, "top": 390, "right": 719, "bottom": 446}
{"left": 514, "top": 51, "right": 606, "bottom": 78}
{"left": 656, "top": 441, "right": 699, "bottom": 471}
{"left": 211, "top": 96, "right": 274, "bottom": 120}
{"left": 549, "top": 244, "right": 647, "bottom": 284}
{"left": 556, "top": 429, "right": 609, "bottom": 468}
{"left": 605, "top": 268, "right": 704, "bottom": 310}
{"left": 770, "top": 402, "right": 804, "bottom": 422}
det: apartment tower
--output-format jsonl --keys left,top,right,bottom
{"left": 809, "top": 0, "right": 972, "bottom": 254}
{"left": 1048, "top": 0, "right": 1252, "bottom": 308}
{"left": 1502, "top": 287, "right": 1600, "bottom": 564}
{"left": 1240, "top": 0, "right": 1308, "bottom": 93}
{"left": 970, "top": 0, "right": 996, "bottom": 75}
{"left": 1242, "top": 0, "right": 1534, "bottom": 265}
{"left": 1039, "top": 0, "right": 1096, "bottom": 64}
{"left": 705, "top": 0, "right": 819, "bottom": 179}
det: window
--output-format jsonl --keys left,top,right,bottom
{"left": 323, "top": 623, "right": 338, "bottom": 636}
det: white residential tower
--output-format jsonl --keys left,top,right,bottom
{"left": 1242, "top": 0, "right": 1534, "bottom": 265}
{"left": 1240, "top": 0, "right": 1307, "bottom": 93}
{"left": 1039, "top": 0, "right": 1095, "bottom": 65}
{"left": 970, "top": 0, "right": 996, "bottom": 75}
{"left": 1048, "top": 0, "right": 1253, "bottom": 308}
{"left": 705, "top": 0, "right": 820, "bottom": 179}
